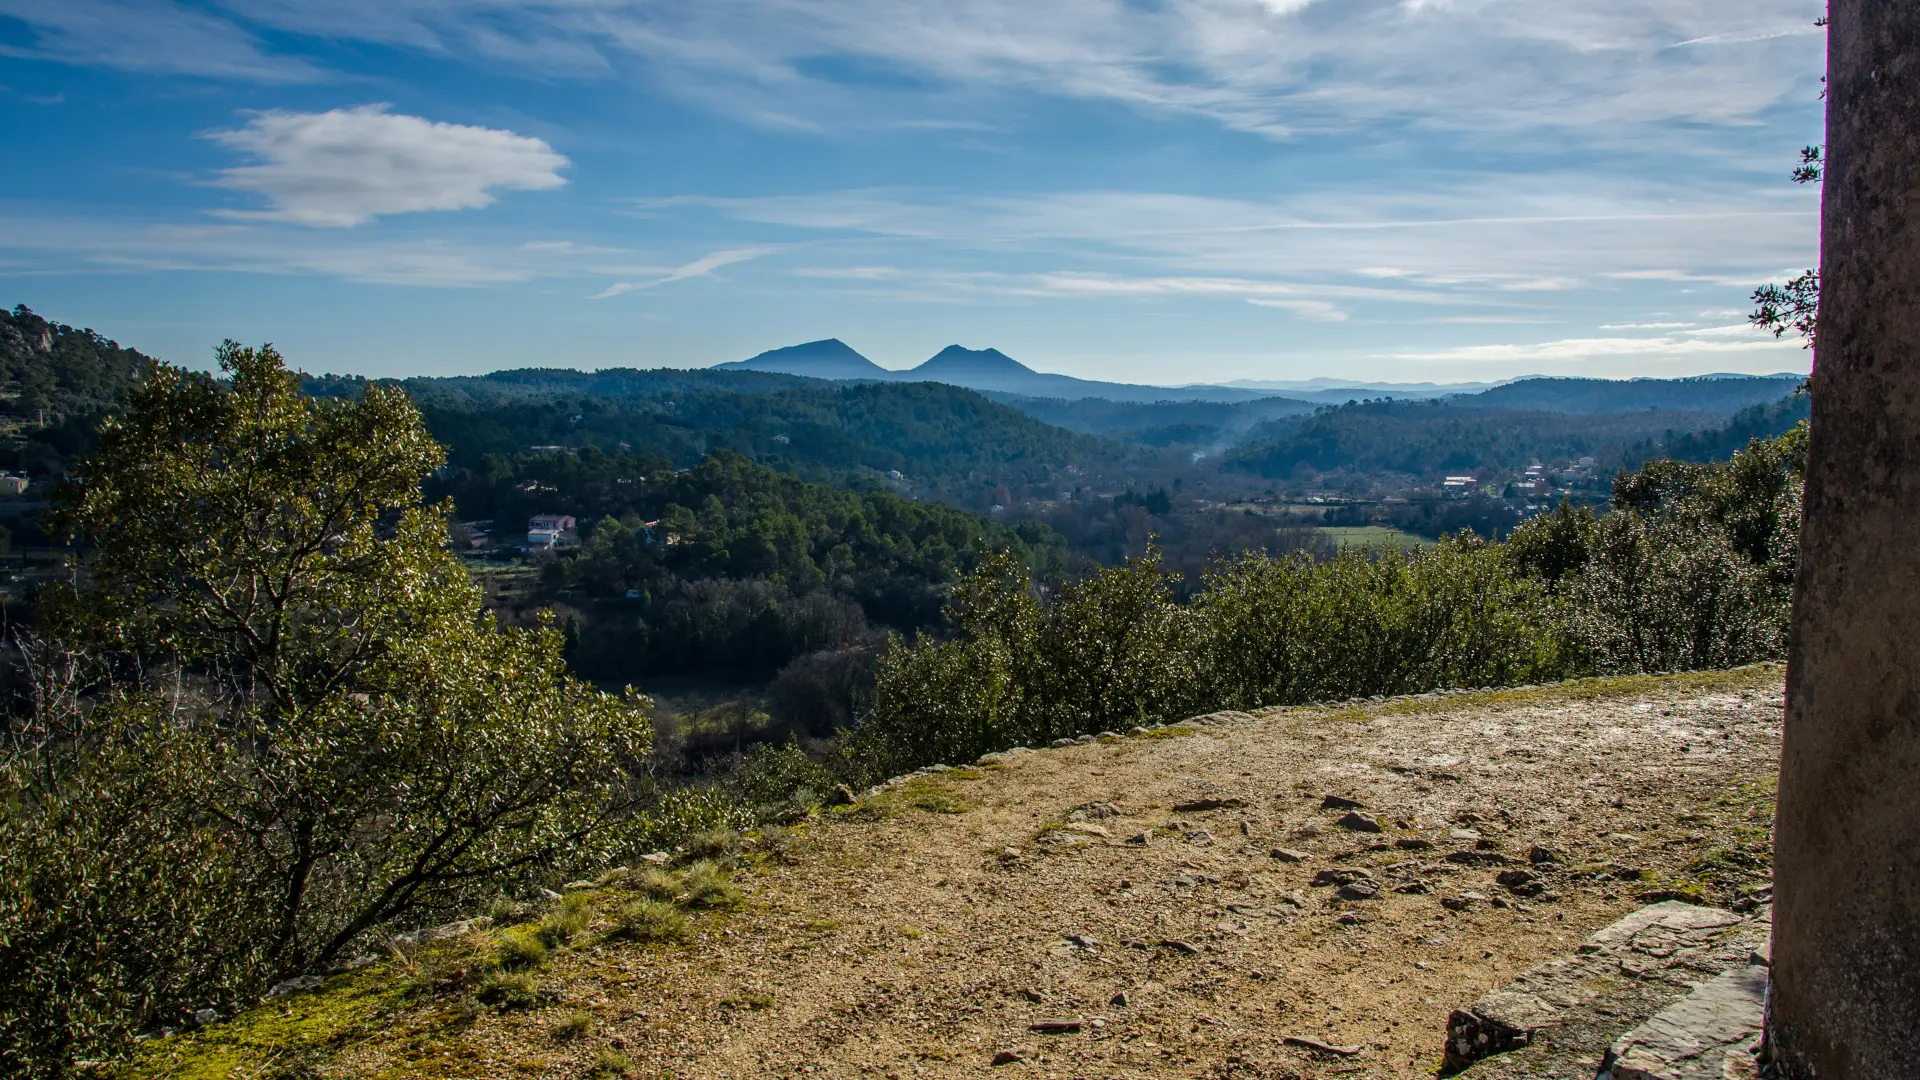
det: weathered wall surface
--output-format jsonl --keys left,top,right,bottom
{"left": 1771, "top": 2, "right": 1920, "bottom": 1075}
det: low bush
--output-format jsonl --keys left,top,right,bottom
{"left": 538, "top": 893, "right": 594, "bottom": 946}
{"left": 555, "top": 1011, "right": 593, "bottom": 1040}
{"left": 676, "top": 862, "right": 744, "bottom": 911}
{"left": 475, "top": 971, "right": 545, "bottom": 1011}
{"left": 609, "top": 900, "right": 687, "bottom": 944}
{"left": 591, "top": 1049, "right": 635, "bottom": 1077}
{"left": 494, "top": 929, "right": 549, "bottom": 971}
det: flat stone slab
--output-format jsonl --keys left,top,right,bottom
{"left": 1601, "top": 964, "right": 1767, "bottom": 1080}
{"left": 1441, "top": 901, "right": 1770, "bottom": 1077}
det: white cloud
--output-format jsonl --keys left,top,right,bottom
{"left": 206, "top": 105, "right": 569, "bottom": 227}
{"left": 590, "top": 247, "right": 774, "bottom": 299}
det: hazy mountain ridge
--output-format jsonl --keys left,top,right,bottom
{"left": 702, "top": 337, "right": 1809, "bottom": 416}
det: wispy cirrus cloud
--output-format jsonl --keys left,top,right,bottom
{"left": 670, "top": 175, "right": 1817, "bottom": 309}
{"left": 206, "top": 105, "right": 569, "bottom": 227}
{"left": 1377, "top": 328, "right": 1794, "bottom": 367}
{"left": 1, "top": 1, "right": 1824, "bottom": 143}
{"left": 589, "top": 247, "right": 775, "bottom": 299}
{"left": 0, "top": 0, "right": 326, "bottom": 81}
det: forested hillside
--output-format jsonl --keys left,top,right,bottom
{"left": 0, "top": 306, "right": 153, "bottom": 482}
{"left": 1464, "top": 374, "right": 1802, "bottom": 414}
{"left": 389, "top": 378, "right": 1131, "bottom": 510}
{"left": 1221, "top": 397, "right": 1802, "bottom": 480}
{"left": 473, "top": 451, "right": 1062, "bottom": 684}
{"left": 984, "top": 392, "right": 1316, "bottom": 447}
{"left": 0, "top": 306, "right": 148, "bottom": 424}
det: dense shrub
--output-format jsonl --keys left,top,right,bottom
{"left": 843, "top": 427, "right": 1804, "bottom": 783}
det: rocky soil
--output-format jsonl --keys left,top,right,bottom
{"left": 152, "top": 666, "right": 1786, "bottom": 1080}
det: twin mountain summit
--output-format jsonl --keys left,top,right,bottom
{"left": 718, "top": 337, "right": 1802, "bottom": 409}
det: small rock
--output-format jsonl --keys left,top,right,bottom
{"left": 1129, "top": 726, "right": 1151, "bottom": 736}
{"left": 1337, "top": 912, "right": 1363, "bottom": 925}
{"left": 1312, "top": 868, "right": 1373, "bottom": 887}
{"left": 1336, "top": 811, "right": 1384, "bottom": 833}
{"left": 1110, "top": 991, "right": 1129, "bottom": 1007}
{"left": 1020, "top": 987, "right": 1046, "bottom": 1003}
{"left": 639, "top": 852, "right": 671, "bottom": 865}
{"left": 1065, "top": 823, "right": 1112, "bottom": 838}
{"left": 562, "top": 880, "right": 597, "bottom": 891}
{"left": 1394, "top": 880, "right": 1433, "bottom": 895}
{"left": 539, "top": 888, "right": 565, "bottom": 901}
{"left": 1321, "top": 794, "right": 1367, "bottom": 810}
{"left": 190, "top": 1009, "right": 220, "bottom": 1028}
{"left": 1184, "top": 829, "right": 1216, "bottom": 845}
{"left": 991, "top": 1049, "right": 1027, "bottom": 1066}
{"left": 1097, "top": 731, "right": 1119, "bottom": 739}
{"left": 1270, "top": 847, "right": 1310, "bottom": 862}
{"left": 1449, "top": 828, "right": 1482, "bottom": 842}
{"left": 1050, "top": 738, "right": 1077, "bottom": 748}
{"left": 1160, "top": 938, "right": 1202, "bottom": 955}
{"left": 1475, "top": 838, "right": 1503, "bottom": 851}
{"left": 1173, "top": 797, "right": 1248, "bottom": 813}
{"left": 1030, "top": 1017, "right": 1084, "bottom": 1034}
{"left": 1074, "top": 734, "right": 1096, "bottom": 744}
{"left": 1528, "top": 845, "right": 1559, "bottom": 865}
{"left": 1395, "top": 837, "right": 1434, "bottom": 851}
{"left": 924, "top": 763, "right": 952, "bottom": 773}
{"left": 265, "top": 975, "right": 324, "bottom": 999}
{"left": 1497, "top": 869, "right": 1546, "bottom": 897}
{"left": 1338, "top": 880, "right": 1380, "bottom": 901}
{"left": 1125, "top": 830, "right": 1153, "bottom": 845}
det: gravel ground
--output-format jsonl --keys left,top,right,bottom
{"left": 329, "top": 666, "right": 1784, "bottom": 1080}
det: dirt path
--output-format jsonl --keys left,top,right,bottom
{"left": 336, "top": 667, "right": 1784, "bottom": 1080}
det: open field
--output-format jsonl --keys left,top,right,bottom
{"left": 1316, "top": 526, "right": 1433, "bottom": 549}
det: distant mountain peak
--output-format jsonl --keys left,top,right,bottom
{"left": 914, "top": 345, "right": 1033, "bottom": 374}
{"left": 714, "top": 339, "right": 887, "bottom": 379}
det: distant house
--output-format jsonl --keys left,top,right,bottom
{"left": 1442, "top": 475, "right": 1478, "bottom": 492}
{"left": 526, "top": 514, "right": 577, "bottom": 548}
{"left": 886, "top": 469, "right": 905, "bottom": 481}
{"left": 772, "top": 434, "right": 791, "bottom": 444}
{"left": 0, "top": 474, "right": 28, "bottom": 496}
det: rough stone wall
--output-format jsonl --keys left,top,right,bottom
{"left": 1770, "top": 2, "right": 1920, "bottom": 1076}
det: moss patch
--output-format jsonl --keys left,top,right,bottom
{"left": 118, "top": 967, "right": 403, "bottom": 1080}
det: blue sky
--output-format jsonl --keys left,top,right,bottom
{"left": 0, "top": 0, "right": 1825, "bottom": 384}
